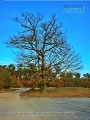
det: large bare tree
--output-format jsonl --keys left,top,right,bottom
{"left": 6, "top": 13, "right": 83, "bottom": 92}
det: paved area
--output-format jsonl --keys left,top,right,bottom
{"left": 0, "top": 88, "right": 90, "bottom": 120}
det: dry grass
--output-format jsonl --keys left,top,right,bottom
{"left": 20, "top": 87, "right": 90, "bottom": 98}
{"left": 0, "top": 88, "right": 18, "bottom": 93}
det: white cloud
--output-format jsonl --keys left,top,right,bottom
{"left": 0, "top": 57, "right": 14, "bottom": 61}
{"left": 0, "top": 57, "right": 15, "bottom": 65}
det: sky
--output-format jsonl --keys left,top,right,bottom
{"left": 0, "top": 1, "right": 90, "bottom": 76}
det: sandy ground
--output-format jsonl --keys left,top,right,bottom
{"left": 0, "top": 88, "right": 90, "bottom": 120}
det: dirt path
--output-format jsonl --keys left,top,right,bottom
{"left": 0, "top": 88, "right": 90, "bottom": 120}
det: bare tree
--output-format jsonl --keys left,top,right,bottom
{"left": 5, "top": 13, "right": 83, "bottom": 92}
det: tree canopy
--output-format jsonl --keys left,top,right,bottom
{"left": 5, "top": 13, "right": 83, "bottom": 92}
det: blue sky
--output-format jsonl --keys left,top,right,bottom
{"left": 0, "top": 1, "right": 90, "bottom": 75}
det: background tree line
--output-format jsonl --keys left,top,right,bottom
{"left": 0, "top": 63, "right": 90, "bottom": 91}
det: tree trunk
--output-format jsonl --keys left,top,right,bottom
{"left": 40, "top": 52, "right": 47, "bottom": 93}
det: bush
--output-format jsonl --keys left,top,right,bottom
{"left": 0, "top": 66, "right": 12, "bottom": 89}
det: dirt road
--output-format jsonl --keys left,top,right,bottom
{"left": 0, "top": 88, "right": 90, "bottom": 120}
